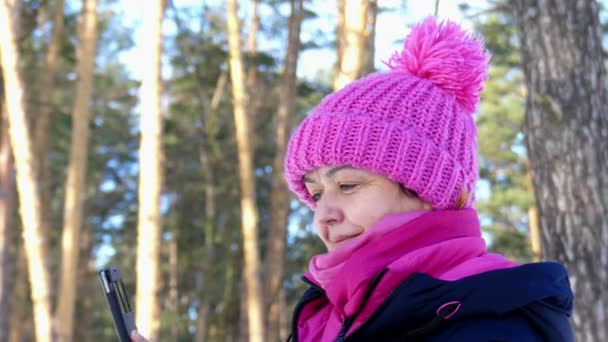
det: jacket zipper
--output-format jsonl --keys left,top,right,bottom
{"left": 335, "top": 269, "right": 389, "bottom": 342}
{"left": 293, "top": 272, "right": 426, "bottom": 342}
{"left": 341, "top": 274, "right": 418, "bottom": 341}
{"left": 289, "top": 277, "right": 326, "bottom": 342}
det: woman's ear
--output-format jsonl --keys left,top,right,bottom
{"left": 396, "top": 183, "right": 431, "bottom": 211}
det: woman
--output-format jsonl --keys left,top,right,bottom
{"left": 282, "top": 17, "right": 574, "bottom": 341}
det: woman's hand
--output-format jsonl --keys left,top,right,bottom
{"left": 130, "top": 330, "right": 148, "bottom": 342}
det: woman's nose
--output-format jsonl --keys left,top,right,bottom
{"left": 315, "top": 201, "right": 344, "bottom": 226}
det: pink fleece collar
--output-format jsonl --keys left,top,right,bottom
{"left": 308, "top": 210, "right": 427, "bottom": 290}
{"left": 299, "top": 209, "right": 518, "bottom": 341}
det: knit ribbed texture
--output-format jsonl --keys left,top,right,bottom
{"left": 284, "top": 17, "right": 487, "bottom": 210}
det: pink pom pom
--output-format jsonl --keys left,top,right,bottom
{"left": 384, "top": 17, "right": 490, "bottom": 114}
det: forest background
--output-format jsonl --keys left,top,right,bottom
{"left": 0, "top": 0, "right": 607, "bottom": 341}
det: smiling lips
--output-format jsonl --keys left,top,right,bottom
{"left": 329, "top": 233, "right": 361, "bottom": 245}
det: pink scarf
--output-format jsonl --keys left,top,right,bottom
{"left": 298, "top": 209, "right": 518, "bottom": 341}
{"left": 309, "top": 210, "right": 427, "bottom": 289}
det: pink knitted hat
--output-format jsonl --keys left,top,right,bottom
{"left": 284, "top": 17, "right": 489, "bottom": 209}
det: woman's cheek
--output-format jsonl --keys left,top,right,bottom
{"left": 313, "top": 220, "right": 329, "bottom": 243}
{"left": 348, "top": 204, "right": 373, "bottom": 231}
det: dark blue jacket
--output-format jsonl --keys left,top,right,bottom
{"left": 289, "top": 262, "right": 574, "bottom": 341}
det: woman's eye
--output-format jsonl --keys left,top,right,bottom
{"left": 339, "top": 183, "right": 358, "bottom": 191}
{"left": 311, "top": 192, "right": 322, "bottom": 202}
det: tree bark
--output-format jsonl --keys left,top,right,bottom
{"left": 226, "top": 1, "right": 266, "bottom": 340}
{"left": 34, "top": 0, "right": 64, "bottom": 240}
{"left": 194, "top": 69, "right": 226, "bottom": 342}
{"left": 525, "top": 169, "right": 542, "bottom": 262}
{"left": 265, "top": 0, "right": 304, "bottom": 341}
{"left": 278, "top": 289, "right": 288, "bottom": 341}
{"left": 333, "top": 0, "right": 371, "bottom": 90}
{"left": 218, "top": 230, "right": 238, "bottom": 342}
{"left": 0, "top": 88, "right": 16, "bottom": 342}
{"left": 245, "top": 0, "right": 261, "bottom": 153}
{"left": 0, "top": 1, "right": 54, "bottom": 340}
{"left": 527, "top": 206, "right": 541, "bottom": 262}
{"left": 135, "top": 0, "right": 164, "bottom": 340}
{"left": 8, "top": 247, "right": 31, "bottom": 342}
{"left": 336, "top": 0, "right": 344, "bottom": 77}
{"left": 168, "top": 232, "right": 179, "bottom": 341}
{"left": 361, "top": 0, "right": 377, "bottom": 75}
{"left": 238, "top": 277, "right": 249, "bottom": 342}
{"left": 511, "top": 1, "right": 608, "bottom": 341}
{"left": 246, "top": 0, "right": 259, "bottom": 69}
{"left": 56, "top": 0, "right": 98, "bottom": 340}
{"left": 74, "top": 219, "right": 95, "bottom": 342}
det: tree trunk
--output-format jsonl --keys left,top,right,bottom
{"left": 194, "top": 65, "right": 226, "bottom": 342}
{"left": 336, "top": 0, "right": 344, "bottom": 77}
{"left": 525, "top": 167, "right": 542, "bottom": 262}
{"left": 135, "top": 0, "right": 164, "bottom": 340}
{"left": 511, "top": 1, "right": 608, "bottom": 341}
{"left": 265, "top": 0, "right": 304, "bottom": 341}
{"left": 0, "top": 90, "right": 16, "bottom": 342}
{"left": 135, "top": 1, "right": 165, "bottom": 339}
{"left": 207, "top": 323, "right": 218, "bottom": 341}
{"left": 333, "top": 0, "right": 371, "bottom": 90}
{"left": 246, "top": 0, "right": 259, "bottom": 72}
{"left": 34, "top": 0, "right": 64, "bottom": 240}
{"left": 278, "top": 289, "right": 288, "bottom": 342}
{"left": 194, "top": 274, "right": 208, "bottom": 342}
{"left": 247, "top": 0, "right": 260, "bottom": 125}
{"left": 361, "top": 0, "right": 377, "bottom": 75}
{"left": 56, "top": 0, "right": 98, "bottom": 340}
{"left": 168, "top": 232, "right": 179, "bottom": 341}
{"left": 8, "top": 247, "right": 31, "bottom": 342}
{"left": 0, "top": 1, "right": 54, "bottom": 340}
{"left": 226, "top": 0, "right": 266, "bottom": 341}
{"left": 218, "top": 229, "right": 238, "bottom": 342}
{"left": 193, "top": 143, "right": 216, "bottom": 342}
{"left": 74, "top": 219, "right": 95, "bottom": 342}
{"left": 527, "top": 206, "right": 541, "bottom": 262}
{"left": 238, "top": 278, "right": 248, "bottom": 342}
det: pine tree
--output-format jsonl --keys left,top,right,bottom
{"left": 512, "top": 1, "right": 608, "bottom": 340}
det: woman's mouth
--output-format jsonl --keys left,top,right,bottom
{"left": 329, "top": 233, "right": 361, "bottom": 245}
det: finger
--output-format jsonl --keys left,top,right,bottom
{"left": 130, "top": 330, "right": 146, "bottom": 342}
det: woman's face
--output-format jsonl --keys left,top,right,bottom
{"left": 303, "top": 165, "right": 432, "bottom": 252}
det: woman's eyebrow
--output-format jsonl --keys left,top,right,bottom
{"left": 302, "top": 165, "right": 356, "bottom": 183}
{"left": 326, "top": 165, "right": 355, "bottom": 177}
{"left": 303, "top": 176, "right": 316, "bottom": 183}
